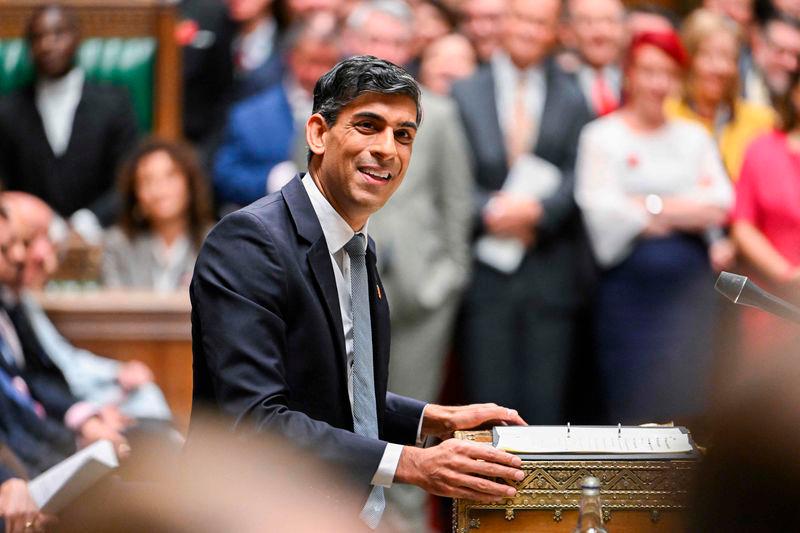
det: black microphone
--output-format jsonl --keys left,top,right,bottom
{"left": 715, "top": 271, "right": 800, "bottom": 324}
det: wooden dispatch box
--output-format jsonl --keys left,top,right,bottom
{"left": 452, "top": 430, "right": 699, "bottom": 533}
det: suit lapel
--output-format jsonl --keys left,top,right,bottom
{"left": 282, "top": 177, "right": 348, "bottom": 376}
{"left": 478, "top": 69, "right": 509, "bottom": 189}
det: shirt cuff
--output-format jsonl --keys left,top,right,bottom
{"left": 64, "top": 401, "right": 101, "bottom": 431}
{"left": 416, "top": 404, "right": 429, "bottom": 446}
{"left": 371, "top": 443, "right": 403, "bottom": 488}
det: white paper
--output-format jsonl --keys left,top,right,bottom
{"left": 495, "top": 426, "right": 693, "bottom": 454}
{"left": 28, "top": 439, "right": 119, "bottom": 512}
{"left": 476, "top": 155, "right": 562, "bottom": 273}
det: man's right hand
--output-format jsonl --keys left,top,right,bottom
{"left": 395, "top": 439, "right": 525, "bottom": 503}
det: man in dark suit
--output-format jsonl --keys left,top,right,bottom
{"left": 0, "top": 4, "right": 138, "bottom": 227}
{"left": 451, "top": 0, "right": 592, "bottom": 424}
{"left": 190, "top": 56, "right": 526, "bottom": 529}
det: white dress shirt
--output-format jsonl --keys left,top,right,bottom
{"left": 302, "top": 175, "right": 410, "bottom": 488}
{"left": 35, "top": 67, "right": 84, "bottom": 157}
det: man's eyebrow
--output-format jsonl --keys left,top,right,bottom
{"left": 352, "top": 111, "right": 418, "bottom": 130}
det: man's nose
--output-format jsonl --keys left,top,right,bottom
{"left": 370, "top": 128, "right": 397, "bottom": 160}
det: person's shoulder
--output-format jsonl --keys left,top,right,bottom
{"left": 668, "top": 116, "right": 714, "bottom": 141}
{"left": 451, "top": 63, "right": 492, "bottom": 97}
{"left": 103, "top": 225, "right": 134, "bottom": 251}
{"left": 745, "top": 128, "right": 783, "bottom": 155}
{"left": 734, "top": 99, "right": 775, "bottom": 126}
{"left": 0, "top": 88, "right": 32, "bottom": 117}
{"left": 581, "top": 112, "right": 623, "bottom": 139}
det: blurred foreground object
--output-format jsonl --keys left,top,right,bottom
{"left": 57, "top": 413, "right": 382, "bottom": 532}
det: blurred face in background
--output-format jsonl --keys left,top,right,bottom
{"left": 626, "top": 44, "right": 682, "bottom": 122}
{"left": 419, "top": 33, "right": 477, "bottom": 94}
{"left": 755, "top": 19, "right": 800, "bottom": 95}
{"left": 226, "top": 0, "right": 272, "bottom": 23}
{"left": 459, "top": 0, "right": 505, "bottom": 62}
{"left": 627, "top": 11, "right": 674, "bottom": 36}
{"left": 412, "top": 1, "right": 452, "bottom": 57}
{"left": 690, "top": 30, "right": 738, "bottom": 106}
{"left": 705, "top": 0, "right": 753, "bottom": 29}
{"left": 134, "top": 150, "right": 191, "bottom": 228}
{"left": 288, "top": 36, "right": 340, "bottom": 94}
{"left": 344, "top": 8, "right": 412, "bottom": 66}
{"left": 774, "top": 0, "right": 800, "bottom": 18}
{"left": 567, "top": 0, "right": 626, "bottom": 69}
{"left": 3, "top": 195, "right": 59, "bottom": 290}
{"left": 289, "top": 0, "right": 340, "bottom": 19}
{"left": 503, "top": 0, "right": 561, "bottom": 69}
{"left": 29, "top": 7, "right": 79, "bottom": 79}
{"left": 0, "top": 215, "right": 27, "bottom": 288}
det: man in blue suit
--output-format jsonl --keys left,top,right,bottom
{"left": 213, "top": 19, "right": 341, "bottom": 208}
{"left": 190, "top": 56, "right": 526, "bottom": 529}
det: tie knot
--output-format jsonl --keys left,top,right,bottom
{"left": 344, "top": 233, "right": 366, "bottom": 258}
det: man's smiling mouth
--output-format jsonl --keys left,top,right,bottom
{"left": 359, "top": 167, "right": 392, "bottom": 181}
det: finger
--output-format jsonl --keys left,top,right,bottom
{"left": 463, "top": 459, "right": 525, "bottom": 483}
{"left": 447, "top": 485, "right": 507, "bottom": 504}
{"left": 449, "top": 472, "right": 517, "bottom": 499}
{"left": 461, "top": 443, "right": 522, "bottom": 467}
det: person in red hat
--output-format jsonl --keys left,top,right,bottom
{"left": 575, "top": 29, "right": 734, "bottom": 426}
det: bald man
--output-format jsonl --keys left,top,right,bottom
{"left": 1, "top": 192, "right": 172, "bottom": 423}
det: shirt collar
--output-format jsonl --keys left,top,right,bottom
{"left": 491, "top": 51, "right": 545, "bottom": 85}
{"left": 301, "top": 174, "right": 368, "bottom": 256}
{"left": 36, "top": 67, "right": 84, "bottom": 96}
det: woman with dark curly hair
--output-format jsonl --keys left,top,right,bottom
{"left": 102, "top": 138, "right": 214, "bottom": 290}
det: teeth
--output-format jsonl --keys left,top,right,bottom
{"left": 362, "top": 169, "right": 390, "bottom": 180}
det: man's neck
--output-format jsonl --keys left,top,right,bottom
{"left": 307, "top": 169, "right": 367, "bottom": 232}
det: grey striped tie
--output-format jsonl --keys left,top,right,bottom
{"left": 344, "top": 234, "right": 385, "bottom": 529}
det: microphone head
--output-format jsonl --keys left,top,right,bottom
{"left": 715, "top": 271, "right": 748, "bottom": 303}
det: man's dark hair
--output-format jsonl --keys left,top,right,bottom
{"left": 760, "top": 10, "right": 800, "bottom": 33}
{"left": 25, "top": 3, "right": 80, "bottom": 42}
{"left": 312, "top": 55, "right": 422, "bottom": 128}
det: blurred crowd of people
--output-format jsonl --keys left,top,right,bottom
{"left": 2, "top": 0, "right": 800, "bottom": 531}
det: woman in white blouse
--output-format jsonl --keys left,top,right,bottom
{"left": 103, "top": 138, "right": 214, "bottom": 291}
{"left": 575, "top": 31, "right": 733, "bottom": 424}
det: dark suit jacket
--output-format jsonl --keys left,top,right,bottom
{"left": 0, "top": 82, "right": 138, "bottom": 226}
{"left": 213, "top": 83, "right": 295, "bottom": 206}
{"left": 2, "top": 303, "right": 80, "bottom": 421}
{"left": 451, "top": 59, "right": 593, "bottom": 309}
{"left": 189, "top": 176, "right": 425, "bottom": 496}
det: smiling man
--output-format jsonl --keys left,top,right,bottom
{"left": 189, "top": 56, "right": 526, "bottom": 529}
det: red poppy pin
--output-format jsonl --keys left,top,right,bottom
{"left": 626, "top": 153, "right": 640, "bottom": 168}
{"left": 175, "top": 20, "right": 199, "bottom": 46}
{"left": 377, "top": 285, "right": 382, "bottom": 300}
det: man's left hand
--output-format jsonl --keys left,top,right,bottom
{"left": 421, "top": 403, "right": 527, "bottom": 440}
{"left": 117, "top": 361, "right": 154, "bottom": 392}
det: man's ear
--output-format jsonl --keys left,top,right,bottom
{"left": 306, "top": 114, "right": 328, "bottom": 157}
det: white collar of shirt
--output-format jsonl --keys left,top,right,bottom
{"left": 302, "top": 173, "right": 368, "bottom": 256}
{"left": 491, "top": 51, "right": 546, "bottom": 140}
{"left": 35, "top": 67, "right": 84, "bottom": 157}
{"left": 234, "top": 17, "right": 276, "bottom": 71}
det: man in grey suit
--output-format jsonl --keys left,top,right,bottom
{"left": 451, "top": 0, "right": 592, "bottom": 425}
{"left": 342, "top": 2, "right": 474, "bottom": 532}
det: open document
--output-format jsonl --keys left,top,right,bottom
{"left": 28, "top": 439, "right": 119, "bottom": 513}
{"left": 495, "top": 426, "right": 693, "bottom": 454}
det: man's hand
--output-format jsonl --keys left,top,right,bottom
{"left": 78, "top": 417, "right": 130, "bottom": 459}
{"left": 98, "top": 405, "right": 132, "bottom": 432}
{"left": 709, "top": 238, "right": 736, "bottom": 273}
{"left": 0, "top": 478, "right": 53, "bottom": 533}
{"left": 116, "top": 361, "right": 154, "bottom": 392}
{"left": 422, "top": 403, "right": 527, "bottom": 440}
{"left": 395, "top": 440, "right": 525, "bottom": 503}
{"left": 483, "top": 193, "right": 542, "bottom": 242}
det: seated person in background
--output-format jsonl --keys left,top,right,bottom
{"left": 213, "top": 17, "right": 340, "bottom": 208}
{"left": 0, "top": 429, "right": 52, "bottom": 533}
{"left": 0, "top": 4, "right": 138, "bottom": 230}
{"left": 0, "top": 207, "right": 128, "bottom": 471}
{"left": 3, "top": 192, "right": 172, "bottom": 422}
{"left": 666, "top": 9, "right": 773, "bottom": 181}
{"left": 103, "top": 138, "right": 214, "bottom": 291}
